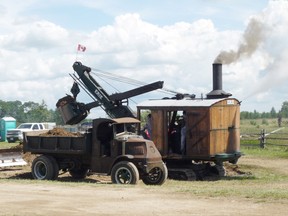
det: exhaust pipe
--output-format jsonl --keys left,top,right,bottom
{"left": 207, "top": 63, "right": 232, "bottom": 99}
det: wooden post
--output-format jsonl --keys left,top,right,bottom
{"left": 259, "top": 129, "right": 266, "bottom": 148}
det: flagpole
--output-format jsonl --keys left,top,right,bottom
{"left": 75, "top": 44, "right": 86, "bottom": 61}
{"left": 75, "top": 50, "right": 79, "bottom": 61}
{"left": 75, "top": 44, "right": 79, "bottom": 61}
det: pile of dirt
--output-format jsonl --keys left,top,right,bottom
{"left": 39, "top": 128, "right": 83, "bottom": 137}
{"left": 11, "top": 143, "right": 23, "bottom": 151}
{"left": 224, "top": 163, "right": 252, "bottom": 176}
{"left": 22, "top": 152, "right": 36, "bottom": 165}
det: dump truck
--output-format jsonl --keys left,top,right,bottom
{"left": 55, "top": 61, "right": 241, "bottom": 180}
{"left": 23, "top": 117, "right": 167, "bottom": 185}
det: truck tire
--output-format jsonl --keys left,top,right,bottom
{"left": 32, "top": 155, "right": 59, "bottom": 180}
{"left": 69, "top": 167, "right": 89, "bottom": 179}
{"left": 111, "top": 161, "right": 139, "bottom": 184}
{"left": 7, "top": 139, "right": 15, "bottom": 143}
{"left": 142, "top": 163, "right": 168, "bottom": 185}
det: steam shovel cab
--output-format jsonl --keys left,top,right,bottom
{"left": 137, "top": 97, "right": 242, "bottom": 179}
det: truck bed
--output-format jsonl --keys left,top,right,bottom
{"left": 23, "top": 131, "right": 91, "bottom": 155}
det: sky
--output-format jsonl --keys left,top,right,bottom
{"left": 1, "top": 0, "right": 288, "bottom": 119}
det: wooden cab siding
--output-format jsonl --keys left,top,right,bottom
{"left": 137, "top": 98, "right": 240, "bottom": 160}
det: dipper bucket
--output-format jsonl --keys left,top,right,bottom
{"left": 56, "top": 95, "right": 89, "bottom": 125}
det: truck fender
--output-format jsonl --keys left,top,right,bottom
{"left": 108, "top": 155, "right": 135, "bottom": 174}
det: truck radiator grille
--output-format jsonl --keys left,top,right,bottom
{"left": 125, "top": 143, "right": 146, "bottom": 155}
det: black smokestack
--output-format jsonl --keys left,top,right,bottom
{"left": 207, "top": 63, "right": 232, "bottom": 99}
{"left": 212, "top": 63, "right": 222, "bottom": 90}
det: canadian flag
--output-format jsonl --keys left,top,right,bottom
{"left": 77, "top": 44, "right": 86, "bottom": 52}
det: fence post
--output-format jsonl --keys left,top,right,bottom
{"left": 259, "top": 129, "right": 266, "bottom": 148}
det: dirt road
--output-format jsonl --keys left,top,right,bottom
{"left": 0, "top": 156, "right": 287, "bottom": 216}
{"left": 0, "top": 180, "right": 287, "bottom": 216}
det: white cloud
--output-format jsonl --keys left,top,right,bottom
{"left": 0, "top": 0, "right": 287, "bottom": 116}
{"left": 1, "top": 20, "right": 69, "bottom": 51}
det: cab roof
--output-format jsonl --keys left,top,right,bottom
{"left": 137, "top": 98, "right": 239, "bottom": 108}
{"left": 112, "top": 117, "right": 140, "bottom": 124}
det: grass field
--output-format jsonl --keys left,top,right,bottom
{"left": 1, "top": 119, "right": 288, "bottom": 203}
{"left": 240, "top": 118, "right": 288, "bottom": 134}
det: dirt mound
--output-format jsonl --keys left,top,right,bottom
{"left": 39, "top": 128, "right": 83, "bottom": 137}
{"left": 22, "top": 152, "right": 36, "bottom": 165}
{"left": 224, "top": 163, "right": 252, "bottom": 176}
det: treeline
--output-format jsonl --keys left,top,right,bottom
{"left": 241, "top": 101, "right": 288, "bottom": 119}
{"left": 240, "top": 108, "right": 277, "bottom": 119}
{"left": 0, "top": 100, "right": 63, "bottom": 125}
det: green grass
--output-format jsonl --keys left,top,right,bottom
{"left": 234, "top": 120, "right": 288, "bottom": 201}
{"left": 160, "top": 158, "right": 288, "bottom": 201}
{"left": 0, "top": 118, "right": 287, "bottom": 202}
{"left": 240, "top": 118, "right": 284, "bottom": 134}
{"left": 241, "top": 118, "right": 288, "bottom": 153}
{"left": 163, "top": 180, "right": 288, "bottom": 201}
{"left": 1, "top": 144, "right": 287, "bottom": 202}
{"left": 241, "top": 146, "right": 288, "bottom": 159}
{"left": 0, "top": 141, "right": 20, "bottom": 149}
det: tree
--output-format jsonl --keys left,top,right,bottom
{"left": 280, "top": 101, "right": 288, "bottom": 118}
{"left": 52, "top": 108, "right": 65, "bottom": 125}
{"left": 0, "top": 100, "right": 23, "bottom": 120}
{"left": 240, "top": 107, "right": 279, "bottom": 120}
{"left": 252, "top": 110, "right": 260, "bottom": 119}
{"left": 22, "top": 100, "right": 51, "bottom": 122}
{"left": 0, "top": 100, "right": 64, "bottom": 124}
{"left": 270, "top": 107, "right": 277, "bottom": 118}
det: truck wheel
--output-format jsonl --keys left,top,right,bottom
{"left": 69, "top": 167, "right": 89, "bottom": 179}
{"left": 7, "top": 139, "right": 15, "bottom": 143}
{"left": 32, "top": 155, "right": 59, "bottom": 180}
{"left": 142, "top": 163, "right": 168, "bottom": 185}
{"left": 111, "top": 161, "right": 139, "bottom": 184}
